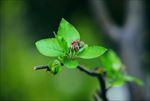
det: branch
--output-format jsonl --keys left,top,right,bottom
{"left": 77, "top": 65, "right": 99, "bottom": 77}
{"left": 97, "top": 74, "right": 108, "bottom": 101}
{"left": 77, "top": 66, "right": 108, "bottom": 101}
{"left": 33, "top": 64, "right": 108, "bottom": 101}
{"left": 33, "top": 65, "right": 49, "bottom": 71}
{"left": 33, "top": 64, "right": 99, "bottom": 76}
{"left": 89, "top": 0, "right": 121, "bottom": 41}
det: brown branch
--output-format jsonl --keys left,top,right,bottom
{"left": 33, "top": 65, "right": 48, "bottom": 70}
{"left": 33, "top": 64, "right": 99, "bottom": 76}
{"left": 97, "top": 74, "right": 108, "bottom": 101}
{"left": 77, "top": 65, "right": 99, "bottom": 77}
{"left": 33, "top": 64, "right": 108, "bottom": 101}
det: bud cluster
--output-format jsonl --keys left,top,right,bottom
{"left": 67, "top": 39, "right": 85, "bottom": 58}
{"left": 70, "top": 39, "right": 84, "bottom": 51}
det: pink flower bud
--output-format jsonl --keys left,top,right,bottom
{"left": 75, "top": 45, "right": 79, "bottom": 49}
{"left": 71, "top": 40, "right": 77, "bottom": 45}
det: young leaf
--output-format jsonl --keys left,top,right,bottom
{"left": 123, "top": 75, "right": 143, "bottom": 85}
{"left": 63, "top": 58, "right": 79, "bottom": 69}
{"left": 107, "top": 73, "right": 125, "bottom": 87}
{"left": 35, "top": 38, "right": 64, "bottom": 57}
{"left": 100, "top": 50, "right": 123, "bottom": 72}
{"left": 77, "top": 44, "right": 88, "bottom": 54}
{"left": 48, "top": 59, "right": 62, "bottom": 75}
{"left": 111, "top": 79, "right": 125, "bottom": 87}
{"left": 56, "top": 35, "right": 69, "bottom": 53}
{"left": 57, "top": 18, "right": 80, "bottom": 46}
{"left": 77, "top": 46, "right": 107, "bottom": 59}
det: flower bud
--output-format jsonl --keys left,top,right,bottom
{"left": 71, "top": 40, "right": 77, "bottom": 45}
{"left": 75, "top": 45, "right": 79, "bottom": 50}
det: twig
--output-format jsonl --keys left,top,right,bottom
{"left": 76, "top": 66, "right": 108, "bottom": 101}
{"left": 77, "top": 65, "right": 99, "bottom": 77}
{"left": 33, "top": 64, "right": 99, "bottom": 76}
{"left": 33, "top": 64, "right": 108, "bottom": 101}
{"left": 106, "top": 86, "right": 112, "bottom": 91}
{"left": 33, "top": 65, "right": 49, "bottom": 71}
{"left": 97, "top": 74, "right": 108, "bottom": 101}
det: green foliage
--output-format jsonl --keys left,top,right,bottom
{"left": 63, "top": 58, "right": 79, "bottom": 69}
{"left": 100, "top": 49, "right": 122, "bottom": 72}
{"left": 35, "top": 18, "right": 106, "bottom": 74}
{"left": 35, "top": 38, "right": 64, "bottom": 57}
{"left": 35, "top": 18, "right": 142, "bottom": 87}
{"left": 123, "top": 75, "right": 143, "bottom": 85}
{"left": 109, "top": 74, "right": 143, "bottom": 86}
{"left": 48, "top": 59, "right": 62, "bottom": 74}
{"left": 56, "top": 35, "right": 69, "bottom": 53}
{"left": 78, "top": 46, "right": 106, "bottom": 59}
{"left": 100, "top": 50, "right": 143, "bottom": 86}
{"left": 57, "top": 18, "right": 80, "bottom": 46}
{"left": 110, "top": 76, "right": 125, "bottom": 86}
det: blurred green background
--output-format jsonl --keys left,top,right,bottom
{"left": 0, "top": 0, "right": 150, "bottom": 101}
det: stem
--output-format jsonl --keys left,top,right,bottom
{"left": 98, "top": 74, "right": 108, "bottom": 101}
{"left": 77, "top": 65, "right": 98, "bottom": 77}
{"left": 33, "top": 65, "right": 49, "bottom": 71}
{"left": 77, "top": 66, "right": 108, "bottom": 101}
{"left": 33, "top": 64, "right": 108, "bottom": 101}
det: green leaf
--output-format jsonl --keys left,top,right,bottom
{"left": 107, "top": 73, "right": 125, "bottom": 87}
{"left": 111, "top": 79, "right": 125, "bottom": 86}
{"left": 56, "top": 35, "right": 69, "bottom": 53}
{"left": 48, "top": 59, "right": 62, "bottom": 75}
{"left": 63, "top": 58, "right": 79, "bottom": 69}
{"left": 123, "top": 75, "right": 143, "bottom": 85}
{"left": 109, "top": 74, "right": 143, "bottom": 87}
{"left": 57, "top": 18, "right": 80, "bottom": 46}
{"left": 77, "top": 46, "right": 107, "bottom": 59}
{"left": 77, "top": 44, "right": 88, "bottom": 54}
{"left": 100, "top": 50, "right": 123, "bottom": 72}
{"left": 35, "top": 38, "right": 64, "bottom": 57}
